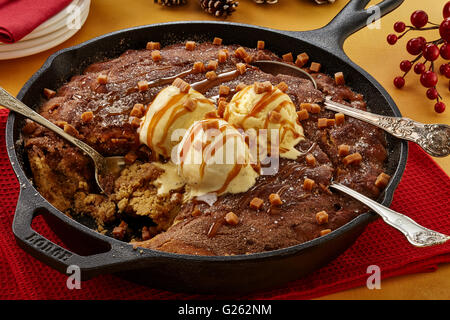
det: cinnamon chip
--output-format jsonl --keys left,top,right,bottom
{"left": 335, "top": 113, "right": 345, "bottom": 125}
{"left": 257, "top": 40, "right": 265, "bottom": 50}
{"left": 303, "top": 178, "right": 315, "bottom": 191}
{"left": 183, "top": 98, "right": 196, "bottom": 111}
{"left": 320, "top": 229, "right": 331, "bottom": 236}
{"left": 282, "top": 52, "right": 293, "bottom": 63}
{"left": 185, "top": 41, "right": 196, "bottom": 51}
{"left": 374, "top": 172, "right": 391, "bottom": 188}
{"left": 63, "top": 123, "right": 79, "bottom": 137}
{"left": 236, "top": 62, "right": 246, "bottom": 75}
{"left": 205, "top": 71, "right": 217, "bottom": 80}
{"left": 310, "top": 62, "right": 321, "bottom": 72}
{"left": 146, "top": 41, "right": 160, "bottom": 50}
{"left": 81, "top": 111, "right": 94, "bottom": 123}
{"left": 172, "top": 77, "right": 191, "bottom": 93}
{"left": 192, "top": 61, "right": 205, "bottom": 73}
{"left": 334, "top": 72, "right": 345, "bottom": 85}
{"left": 268, "top": 193, "right": 282, "bottom": 207}
{"left": 305, "top": 154, "right": 316, "bottom": 167}
{"left": 218, "top": 50, "right": 228, "bottom": 63}
{"left": 338, "top": 144, "right": 350, "bottom": 157}
{"left": 235, "top": 82, "right": 246, "bottom": 91}
{"left": 151, "top": 50, "right": 162, "bottom": 62}
{"left": 300, "top": 103, "right": 312, "bottom": 112}
{"left": 124, "top": 151, "right": 138, "bottom": 164}
{"left": 295, "top": 52, "right": 309, "bottom": 67}
{"left": 219, "top": 85, "right": 230, "bottom": 96}
{"left": 213, "top": 37, "right": 222, "bottom": 45}
{"left": 254, "top": 81, "right": 273, "bottom": 94}
{"left": 310, "top": 104, "right": 321, "bottom": 114}
{"left": 316, "top": 211, "right": 329, "bottom": 225}
{"left": 235, "top": 46, "right": 249, "bottom": 60}
{"left": 130, "top": 103, "right": 145, "bottom": 118}
{"left": 249, "top": 197, "right": 264, "bottom": 210}
{"left": 217, "top": 100, "right": 228, "bottom": 118}
{"left": 207, "top": 60, "right": 218, "bottom": 71}
{"left": 326, "top": 119, "right": 336, "bottom": 127}
{"left": 276, "top": 81, "right": 288, "bottom": 93}
{"left": 43, "top": 88, "right": 56, "bottom": 99}
{"left": 137, "top": 80, "right": 149, "bottom": 92}
{"left": 297, "top": 109, "right": 309, "bottom": 121}
{"left": 342, "top": 152, "right": 362, "bottom": 166}
{"left": 225, "top": 212, "right": 239, "bottom": 225}
{"left": 131, "top": 117, "right": 142, "bottom": 128}
{"left": 192, "top": 205, "right": 202, "bottom": 217}
{"left": 317, "top": 118, "right": 328, "bottom": 129}
{"left": 97, "top": 74, "right": 108, "bottom": 84}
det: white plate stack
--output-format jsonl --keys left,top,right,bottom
{"left": 0, "top": 0, "right": 90, "bottom": 60}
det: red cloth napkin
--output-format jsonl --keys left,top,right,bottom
{"left": 0, "top": 108, "right": 449, "bottom": 300}
{"left": 0, "top": 0, "right": 73, "bottom": 43}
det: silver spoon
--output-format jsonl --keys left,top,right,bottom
{"left": 0, "top": 87, "right": 125, "bottom": 195}
{"left": 330, "top": 182, "right": 450, "bottom": 247}
{"left": 253, "top": 60, "right": 450, "bottom": 158}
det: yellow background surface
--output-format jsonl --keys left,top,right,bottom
{"left": 0, "top": 0, "right": 449, "bottom": 299}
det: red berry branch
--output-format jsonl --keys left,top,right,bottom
{"left": 387, "top": 3, "right": 450, "bottom": 113}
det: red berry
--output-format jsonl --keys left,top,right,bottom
{"left": 445, "top": 67, "right": 450, "bottom": 78}
{"left": 440, "top": 18, "right": 450, "bottom": 42}
{"left": 444, "top": 1, "right": 450, "bottom": 18}
{"left": 440, "top": 43, "right": 450, "bottom": 59}
{"left": 440, "top": 63, "right": 450, "bottom": 75}
{"left": 434, "top": 101, "right": 446, "bottom": 113}
{"left": 394, "top": 21, "right": 406, "bottom": 33}
{"left": 420, "top": 71, "right": 438, "bottom": 88}
{"left": 407, "top": 37, "right": 426, "bottom": 55}
{"left": 393, "top": 76, "right": 405, "bottom": 88}
{"left": 423, "top": 44, "right": 440, "bottom": 61}
{"left": 426, "top": 88, "right": 438, "bottom": 100}
{"left": 411, "top": 10, "right": 428, "bottom": 28}
{"left": 414, "top": 62, "right": 426, "bottom": 74}
{"left": 387, "top": 34, "right": 398, "bottom": 45}
{"left": 400, "top": 60, "right": 412, "bottom": 72}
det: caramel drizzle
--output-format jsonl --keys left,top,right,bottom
{"left": 145, "top": 93, "right": 185, "bottom": 155}
{"left": 180, "top": 120, "right": 245, "bottom": 195}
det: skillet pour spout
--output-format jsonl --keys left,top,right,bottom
{"left": 7, "top": 0, "right": 408, "bottom": 294}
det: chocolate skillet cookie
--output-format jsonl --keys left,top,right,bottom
{"left": 22, "top": 38, "right": 390, "bottom": 254}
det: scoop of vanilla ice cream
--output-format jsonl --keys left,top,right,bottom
{"left": 139, "top": 85, "right": 215, "bottom": 158}
{"left": 223, "top": 83, "right": 304, "bottom": 159}
{"left": 176, "top": 119, "right": 259, "bottom": 198}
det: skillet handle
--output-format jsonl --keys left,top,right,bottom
{"left": 299, "top": 0, "right": 404, "bottom": 55}
{"left": 12, "top": 187, "right": 151, "bottom": 280}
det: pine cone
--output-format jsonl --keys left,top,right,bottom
{"left": 199, "top": 0, "right": 238, "bottom": 17}
{"left": 154, "top": 0, "right": 187, "bottom": 6}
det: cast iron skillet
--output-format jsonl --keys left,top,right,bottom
{"left": 7, "top": 0, "right": 407, "bottom": 294}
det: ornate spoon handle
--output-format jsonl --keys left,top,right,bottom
{"left": 330, "top": 182, "right": 450, "bottom": 247}
{"left": 324, "top": 98, "right": 450, "bottom": 157}
{"left": 0, "top": 86, "right": 104, "bottom": 165}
